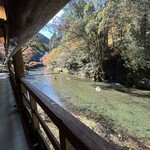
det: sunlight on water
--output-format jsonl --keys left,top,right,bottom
{"left": 26, "top": 68, "right": 63, "bottom": 106}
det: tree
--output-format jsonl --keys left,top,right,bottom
{"left": 46, "top": 0, "right": 150, "bottom": 88}
{"left": 57, "top": 0, "right": 108, "bottom": 81}
{"left": 104, "top": 0, "right": 150, "bottom": 70}
{"left": 49, "top": 32, "right": 57, "bottom": 50}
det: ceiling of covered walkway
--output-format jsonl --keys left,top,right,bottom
{"left": 0, "top": 0, "right": 70, "bottom": 61}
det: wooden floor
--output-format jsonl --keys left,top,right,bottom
{"left": 0, "top": 74, "right": 29, "bottom": 150}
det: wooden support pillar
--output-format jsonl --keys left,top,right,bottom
{"left": 12, "top": 49, "right": 25, "bottom": 108}
{"left": 13, "top": 50, "right": 25, "bottom": 79}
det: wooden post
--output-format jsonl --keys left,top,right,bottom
{"left": 59, "top": 131, "right": 66, "bottom": 150}
{"left": 13, "top": 50, "right": 25, "bottom": 79}
{"left": 12, "top": 49, "right": 25, "bottom": 108}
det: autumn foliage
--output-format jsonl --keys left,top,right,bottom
{"left": 25, "top": 61, "right": 43, "bottom": 69}
{"left": 43, "top": 48, "right": 57, "bottom": 65}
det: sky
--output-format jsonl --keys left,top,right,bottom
{"left": 39, "top": 9, "right": 64, "bottom": 39}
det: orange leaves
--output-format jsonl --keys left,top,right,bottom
{"left": 43, "top": 48, "right": 57, "bottom": 65}
{"left": 42, "top": 39, "right": 82, "bottom": 66}
{"left": 25, "top": 61, "right": 43, "bottom": 69}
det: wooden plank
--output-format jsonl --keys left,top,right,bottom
{"left": 0, "top": 78, "right": 30, "bottom": 150}
{"left": 20, "top": 78, "right": 126, "bottom": 150}
{"left": 34, "top": 111, "right": 60, "bottom": 150}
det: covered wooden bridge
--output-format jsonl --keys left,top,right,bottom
{"left": 0, "top": 0, "right": 125, "bottom": 149}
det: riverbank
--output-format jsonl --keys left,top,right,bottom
{"left": 53, "top": 67, "right": 93, "bottom": 78}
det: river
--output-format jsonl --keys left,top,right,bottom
{"left": 26, "top": 68, "right": 63, "bottom": 106}
{"left": 26, "top": 67, "right": 150, "bottom": 149}
{"left": 26, "top": 67, "right": 91, "bottom": 107}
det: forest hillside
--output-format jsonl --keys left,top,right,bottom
{"left": 43, "top": 0, "right": 150, "bottom": 89}
{"left": 23, "top": 33, "right": 49, "bottom": 69}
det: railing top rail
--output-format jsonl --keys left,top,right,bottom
{"left": 20, "top": 77, "right": 125, "bottom": 150}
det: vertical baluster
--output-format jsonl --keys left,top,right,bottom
{"left": 59, "top": 130, "right": 76, "bottom": 150}
{"left": 21, "top": 84, "right": 26, "bottom": 107}
{"left": 59, "top": 130, "right": 66, "bottom": 150}
{"left": 30, "top": 95, "right": 39, "bottom": 130}
{"left": 65, "top": 139, "right": 75, "bottom": 150}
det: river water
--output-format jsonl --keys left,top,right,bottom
{"left": 26, "top": 67, "right": 90, "bottom": 107}
{"left": 26, "top": 68, "right": 64, "bottom": 106}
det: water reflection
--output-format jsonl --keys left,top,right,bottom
{"left": 26, "top": 68, "right": 63, "bottom": 106}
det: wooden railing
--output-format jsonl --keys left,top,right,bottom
{"left": 9, "top": 65, "right": 125, "bottom": 150}
{"left": 19, "top": 77, "right": 125, "bottom": 150}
